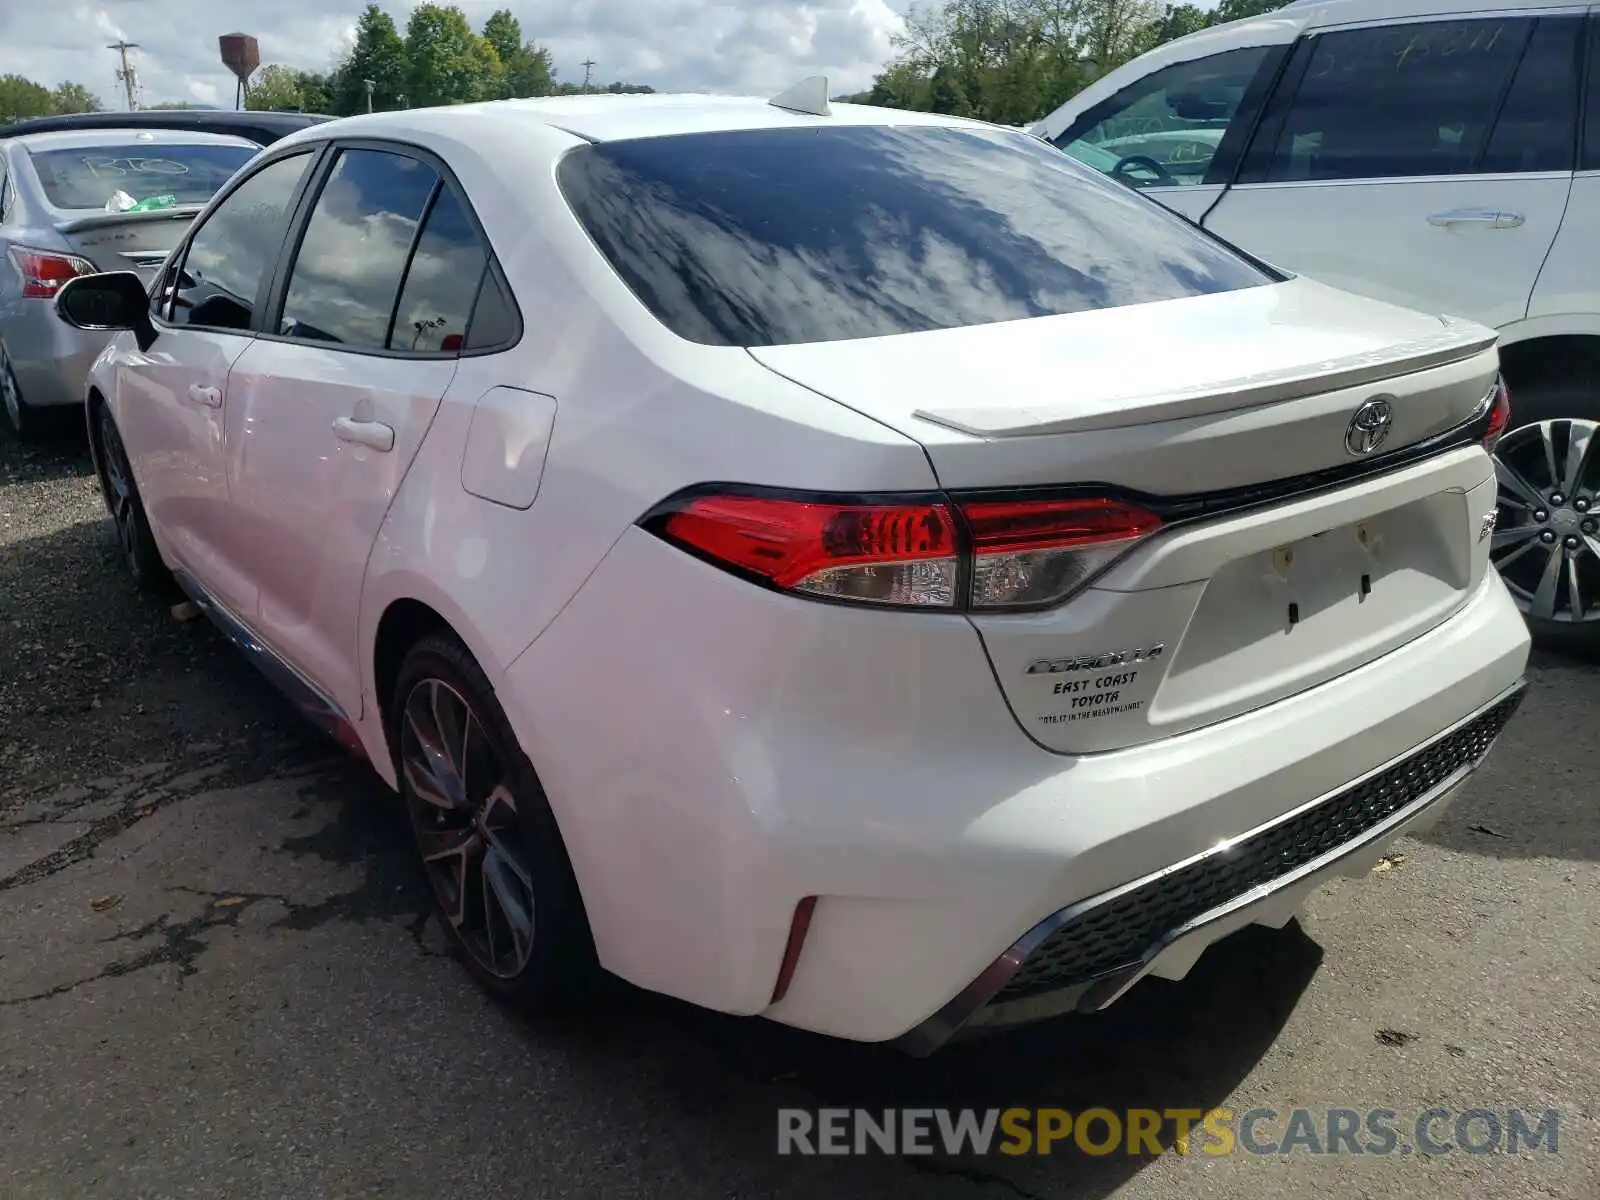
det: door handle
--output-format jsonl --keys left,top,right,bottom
{"left": 332, "top": 415, "right": 395, "bottom": 452}
{"left": 1427, "top": 208, "right": 1524, "bottom": 229}
{"left": 185, "top": 383, "right": 221, "bottom": 408}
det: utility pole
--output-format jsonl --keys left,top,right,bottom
{"left": 581, "top": 57, "right": 595, "bottom": 93}
{"left": 364, "top": 78, "right": 375, "bottom": 113}
{"left": 108, "top": 40, "right": 141, "bottom": 111}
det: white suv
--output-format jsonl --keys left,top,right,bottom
{"left": 1035, "top": 0, "right": 1600, "bottom": 653}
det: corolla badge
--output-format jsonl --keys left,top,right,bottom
{"left": 1026, "top": 644, "right": 1165, "bottom": 675}
{"left": 1345, "top": 397, "right": 1396, "bottom": 457}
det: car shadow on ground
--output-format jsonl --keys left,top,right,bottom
{"left": 1413, "top": 645, "right": 1599, "bottom": 863}
{"left": 0, "top": 424, "right": 95, "bottom": 481}
{"left": 303, "top": 748, "right": 1325, "bottom": 1198}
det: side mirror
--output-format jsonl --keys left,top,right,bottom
{"left": 54, "top": 271, "right": 157, "bottom": 352}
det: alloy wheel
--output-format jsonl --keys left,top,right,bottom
{"left": 98, "top": 414, "right": 142, "bottom": 565}
{"left": 1492, "top": 418, "right": 1600, "bottom": 624}
{"left": 400, "top": 677, "right": 538, "bottom": 979}
{"left": 0, "top": 351, "right": 22, "bottom": 433}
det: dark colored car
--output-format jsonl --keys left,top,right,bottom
{"left": 0, "top": 109, "right": 332, "bottom": 147}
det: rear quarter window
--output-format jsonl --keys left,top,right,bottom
{"left": 556, "top": 124, "right": 1277, "bottom": 348}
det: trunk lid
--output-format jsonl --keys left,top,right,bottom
{"left": 748, "top": 277, "right": 1497, "bottom": 492}
{"left": 749, "top": 277, "right": 1504, "bottom": 754}
{"left": 55, "top": 206, "right": 203, "bottom": 281}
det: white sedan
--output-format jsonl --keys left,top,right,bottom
{"left": 54, "top": 85, "right": 1529, "bottom": 1053}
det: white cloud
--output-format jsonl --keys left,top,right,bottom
{"left": 0, "top": 0, "right": 914, "bottom": 112}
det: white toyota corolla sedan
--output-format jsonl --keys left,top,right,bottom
{"left": 53, "top": 84, "right": 1530, "bottom": 1053}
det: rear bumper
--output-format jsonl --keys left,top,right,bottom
{"left": 896, "top": 681, "right": 1524, "bottom": 1054}
{"left": 501, "top": 528, "right": 1530, "bottom": 1047}
{"left": 0, "top": 300, "right": 108, "bottom": 408}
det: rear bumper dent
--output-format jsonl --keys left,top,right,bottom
{"left": 895, "top": 679, "right": 1527, "bottom": 1056}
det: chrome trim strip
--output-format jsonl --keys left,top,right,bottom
{"left": 170, "top": 568, "right": 366, "bottom": 757}
{"left": 893, "top": 679, "right": 1527, "bottom": 1056}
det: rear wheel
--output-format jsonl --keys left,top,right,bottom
{"left": 0, "top": 344, "right": 36, "bottom": 441}
{"left": 94, "top": 407, "right": 172, "bottom": 594}
{"left": 391, "top": 633, "right": 599, "bottom": 1011}
{"left": 1491, "top": 378, "right": 1600, "bottom": 657}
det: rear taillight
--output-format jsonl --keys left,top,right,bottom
{"left": 1482, "top": 375, "right": 1511, "bottom": 452}
{"left": 659, "top": 494, "right": 960, "bottom": 607}
{"left": 648, "top": 489, "right": 1162, "bottom": 611}
{"left": 962, "top": 497, "right": 1163, "bottom": 609}
{"left": 7, "top": 245, "right": 97, "bottom": 299}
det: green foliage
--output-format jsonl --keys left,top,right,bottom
{"left": 481, "top": 9, "right": 522, "bottom": 65}
{"left": 329, "top": 3, "right": 408, "bottom": 114}
{"left": 244, "top": 65, "right": 334, "bottom": 112}
{"left": 478, "top": 9, "right": 555, "bottom": 99}
{"left": 402, "top": 2, "right": 501, "bottom": 107}
{"left": 50, "top": 82, "right": 102, "bottom": 115}
{"left": 863, "top": 0, "right": 1293, "bottom": 126}
{"left": 246, "top": 64, "right": 303, "bottom": 111}
{"left": 315, "top": 3, "right": 650, "bottom": 115}
{"left": 0, "top": 74, "right": 104, "bottom": 124}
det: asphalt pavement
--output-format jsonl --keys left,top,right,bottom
{"left": 1, "top": 428, "right": 1596, "bottom": 1200}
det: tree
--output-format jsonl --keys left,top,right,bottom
{"left": 859, "top": 0, "right": 1295, "bottom": 125}
{"left": 294, "top": 71, "right": 333, "bottom": 114}
{"left": 246, "top": 64, "right": 304, "bottom": 111}
{"left": 0, "top": 74, "right": 105, "bottom": 123}
{"left": 50, "top": 82, "right": 102, "bottom": 115}
{"left": 1132, "top": 0, "right": 1294, "bottom": 53}
{"left": 479, "top": 9, "right": 554, "bottom": 99}
{"left": 927, "top": 65, "right": 972, "bottom": 116}
{"left": 1130, "top": 4, "right": 1210, "bottom": 55}
{"left": 329, "top": 2, "right": 407, "bottom": 115}
{"left": 481, "top": 8, "right": 521, "bottom": 65}
{"left": 0, "top": 74, "right": 56, "bottom": 124}
{"left": 404, "top": 3, "right": 501, "bottom": 107}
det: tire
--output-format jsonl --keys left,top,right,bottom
{"left": 1491, "top": 376, "right": 1600, "bottom": 658}
{"left": 93, "top": 405, "right": 173, "bottom": 595}
{"left": 390, "top": 632, "right": 599, "bottom": 1011}
{"left": 0, "top": 344, "right": 37, "bottom": 441}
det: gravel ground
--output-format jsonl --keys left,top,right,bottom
{"left": 1, "top": 425, "right": 1597, "bottom": 1200}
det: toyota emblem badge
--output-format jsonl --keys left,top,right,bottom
{"left": 1345, "top": 397, "right": 1395, "bottom": 457}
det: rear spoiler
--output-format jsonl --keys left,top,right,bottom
{"left": 55, "top": 205, "right": 207, "bottom": 235}
{"left": 913, "top": 323, "right": 1500, "bottom": 439}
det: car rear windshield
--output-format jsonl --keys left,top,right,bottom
{"left": 556, "top": 124, "right": 1277, "bottom": 348}
{"left": 27, "top": 143, "right": 256, "bottom": 210}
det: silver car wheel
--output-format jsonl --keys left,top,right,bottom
{"left": 0, "top": 348, "right": 22, "bottom": 433}
{"left": 400, "top": 676, "right": 538, "bottom": 980}
{"left": 1493, "top": 418, "right": 1600, "bottom": 623}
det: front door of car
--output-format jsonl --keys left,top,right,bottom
{"left": 118, "top": 148, "right": 318, "bottom": 618}
{"left": 221, "top": 145, "right": 493, "bottom": 718}
{"left": 1200, "top": 13, "right": 1582, "bottom": 331}
{"left": 1047, "top": 39, "right": 1295, "bottom": 222}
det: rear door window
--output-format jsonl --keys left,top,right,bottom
{"left": 557, "top": 125, "right": 1276, "bottom": 349}
{"left": 388, "top": 185, "right": 487, "bottom": 353}
{"left": 1478, "top": 17, "right": 1582, "bottom": 175}
{"left": 276, "top": 148, "right": 439, "bottom": 350}
{"left": 1584, "top": 17, "right": 1600, "bottom": 171}
{"left": 1258, "top": 18, "right": 1535, "bottom": 182}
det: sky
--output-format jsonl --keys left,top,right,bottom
{"left": 0, "top": 1, "right": 915, "bottom": 111}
